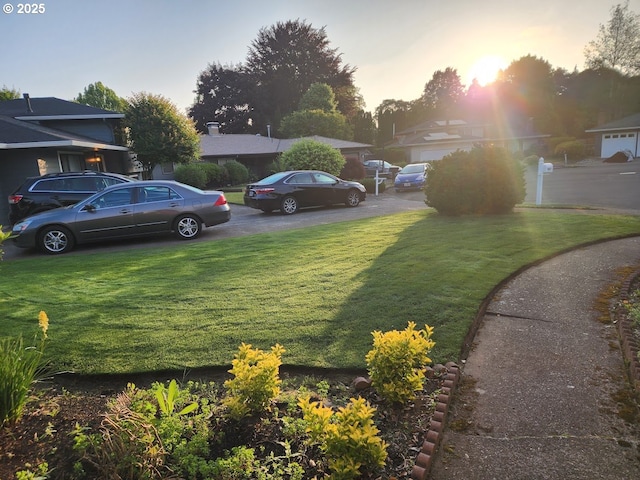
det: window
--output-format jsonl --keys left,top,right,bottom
{"left": 312, "top": 173, "right": 336, "bottom": 184}
{"left": 95, "top": 188, "right": 133, "bottom": 208}
{"left": 288, "top": 173, "right": 313, "bottom": 184}
{"left": 142, "top": 186, "right": 181, "bottom": 202}
{"left": 161, "top": 162, "right": 174, "bottom": 175}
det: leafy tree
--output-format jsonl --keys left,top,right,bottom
{"left": 74, "top": 81, "right": 126, "bottom": 112}
{"left": 352, "top": 109, "right": 376, "bottom": 144}
{"left": 0, "top": 86, "right": 20, "bottom": 101}
{"left": 245, "top": 19, "right": 357, "bottom": 134}
{"left": 584, "top": 1, "right": 640, "bottom": 75}
{"left": 280, "top": 139, "right": 345, "bottom": 175}
{"left": 189, "top": 63, "right": 254, "bottom": 134}
{"left": 279, "top": 110, "right": 353, "bottom": 139}
{"left": 125, "top": 93, "right": 200, "bottom": 175}
{"left": 279, "top": 83, "right": 353, "bottom": 139}
{"left": 421, "top": 67, "right": 465, "bottom": 117}
{"left": 495, "top": 55, "right": 560, "bottom": 134}
{"left": 298, "top": 82, "right": 337, "bottom": 112}
{"left": 375, "top": 99, "right": 413, "bottom": 145}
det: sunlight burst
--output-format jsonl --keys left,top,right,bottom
{"left": 468, "top": 55, "right": 507, "bottom": 86}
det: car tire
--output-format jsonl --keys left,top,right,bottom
{"left": 174, "top": 214, "right": 201, "bottom": 239}
{"left": 280, "top": 196, "right": 298, "bottom": 215}
{"left": 38, "top": 225, "right": 74, "bottom": 254}
{"left": 345, "top": 189, "right": 361, "bottom": 207}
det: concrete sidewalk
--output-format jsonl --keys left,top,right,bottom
{"left": 430, "top": 236, "right": 640, "bottom": 480}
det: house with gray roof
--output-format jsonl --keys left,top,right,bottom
{"left": 154, "top": 122, "right": 373, "bottom": 180}
{"left": 0, "top": 95, "right": 131, "bottom": 223}
{"left": 586, "top": 113, "right": 640, "bottom": 158}
{"left": 389, "top": 118, "right": 548, "bottom": 163}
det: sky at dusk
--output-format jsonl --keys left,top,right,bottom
{"left": 2, "top": 0, "right": 639, "bottom": 116}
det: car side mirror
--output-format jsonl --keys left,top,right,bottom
{"left": 83, "top": 204, "right": 96, "bottom": 212}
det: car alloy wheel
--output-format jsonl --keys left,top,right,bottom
{"left": 39, "top": 226, "right": 74, "bottom": 254}
{"left": 281, "top": 196, "right": 298, "bottom": 215}
{"left": 346, "top": 190, "right": 361, "bottom": 207}
{"left": 175, "top": 215, "right": 201, "bottom": 239}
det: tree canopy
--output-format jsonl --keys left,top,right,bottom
{"left": 125, "top": 92, "right": 200, "bottom": 174}
{"left": 190, "top": 19, "right": 357, "bottom": 136}
{"left": 0, "top": 86, "right": 20, "bottom": 102}
{"left": 74, "top": 82, "right": 127, "bottom": 112}
{"left": 584, "top": 1, "right": 640, "bottom": 75}
{"left": 279, "top": 83, "right": 353, "bottom": 139}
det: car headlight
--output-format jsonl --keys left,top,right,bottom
{"left": 12, "top": 220, "right": 32, "bottom": 233}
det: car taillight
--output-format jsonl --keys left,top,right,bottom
{"left": 254, "top": 188, "right": 275, "bottom": 195}
{"left": 8, "top": 194, "right": 23, "bottom": 204}
{"left": 214, "top": 194, "right": 227, "bottom": 206}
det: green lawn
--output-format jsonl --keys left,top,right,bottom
{"left": 1, "top": 210, "right": 639, "bottom": 375}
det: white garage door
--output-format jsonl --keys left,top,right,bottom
{"left": 601, "top": 132, "right": 638, "bottom": 158}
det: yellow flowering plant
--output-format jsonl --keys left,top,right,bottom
{"left": 0, "top": 311, "right": 51, "bottom": 427}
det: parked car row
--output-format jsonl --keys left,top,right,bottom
{"left": 6, "top": 169, "right": 369, "bottom": 254}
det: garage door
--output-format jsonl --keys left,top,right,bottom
{"left": 601, "top": 132, "right": 637, "bottom": 158}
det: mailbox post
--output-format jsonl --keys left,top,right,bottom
{"left": 374, "top": 169, "right": 385, "bottom": 196}
{"left": 536, "top": 157, "right": 554, "bottom": 205}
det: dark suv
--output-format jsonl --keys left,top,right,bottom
{"left": 8, "top": 171, "right": 135, "bottom": 224}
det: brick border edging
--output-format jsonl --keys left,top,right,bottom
{"left": 411, "top": 361, "right": 461, "bottom": 480}
{"left": 615, "top": 268, "right": 640, "bottom": 393}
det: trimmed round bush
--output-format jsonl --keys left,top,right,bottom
{"left": 554, "top": 140, "right": 587, "bottom": 161}
{"left": 224, "top": 160, "right": 249, "bottom": 185}
{"left": 425, "top": 146, "right": 525, "bottom": 215}
{"left": 201, "top": 162, "right": 227, "bottom": 188}
{"left": 280, "top": 139, "right": 345, "bottom": 176}
{"left": 174, "top": 163, "right": 206, "bottom": 189}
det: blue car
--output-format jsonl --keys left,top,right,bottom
{"left": 394, "top": 163, "right": 430, "bottom": 192}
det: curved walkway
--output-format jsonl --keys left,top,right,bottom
{"left": 430, "top": 236, "right": 640, "bottom": 479}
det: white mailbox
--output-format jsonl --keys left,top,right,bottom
{"left": 536, "top": 158, "right": 553, "bottom": 205}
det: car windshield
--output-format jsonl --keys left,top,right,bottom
{"left": 255, "top": 172, "right": 290, "bottom": 184}
{"left": 400, "top": 164, "right": 425, "bottom": 174}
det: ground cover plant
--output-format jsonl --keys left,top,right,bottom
{"left": 1, "top": 210, "right": 639, "bottom": 375}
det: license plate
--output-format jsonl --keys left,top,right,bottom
{"left": 404, "top": 183, "right": 411, "bottom": 187}
{"left": 249, "top": 190, "right": 256, "bottom": 197}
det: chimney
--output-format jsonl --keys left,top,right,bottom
{"left": 206, "top": 121, "right": 221, "bottom": 136}
{"left": 23, "top": 93, "right": 33, "bottom": 113}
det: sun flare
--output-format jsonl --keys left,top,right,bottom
{"left": 468, "top": 55, "right": 507, "bottom": 86}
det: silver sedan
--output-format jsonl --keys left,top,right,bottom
{"left": 11, "top": 180, "right": 231, "bottom": 254}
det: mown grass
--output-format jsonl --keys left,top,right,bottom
{"left": 1, "top": 210, "right": 639, "bottom": 375}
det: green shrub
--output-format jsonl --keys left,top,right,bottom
{"left": 299, "top": 396, "right": 388, "bottom": 480}
{"left": 0, "top": 311, "right": 49, "bottom": 427}
{"left": 425, "top": 146, "right": 525, "bottom": 215}
{"left": 201, "top": 162, "right": 227, "bottom": 188}
{"left": 365, "top": 322, "right": 435, "bottom": 404}
{"left": 280, "top": 139, "right": 346, "bottom": 176}
{"left": 223, "top": 343, "right": 285, "bottom": 419}
{"left": 174, "top": 163, "right": 207, "bottom": 189}
{"left": 554, "top": 140, "right": 587, "bottom": 161}
{"left": 223, "top": 160, "right": 249, "bottom": 185}
{"left": 361, "top": 178, "right": 386, "bottom": 193}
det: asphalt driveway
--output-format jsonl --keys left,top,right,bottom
{"left": 0, "top": 192, "right": 427, "bottom": 260}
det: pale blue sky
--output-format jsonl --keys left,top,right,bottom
{"left": 2, "top": 0, "right": 638, "bottom": 114}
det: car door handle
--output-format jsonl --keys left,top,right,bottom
{"left": 120, "top": 208, "right": 132, "bottom": 214}
{"left": 168, "top": 202, "right": 180, "bottom": 207}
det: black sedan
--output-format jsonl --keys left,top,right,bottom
{"left": 11, "top": 181, "right": 231, "bottom": 254}
{"left": 243, "top": 170, "right": 366, "bottom": 214}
